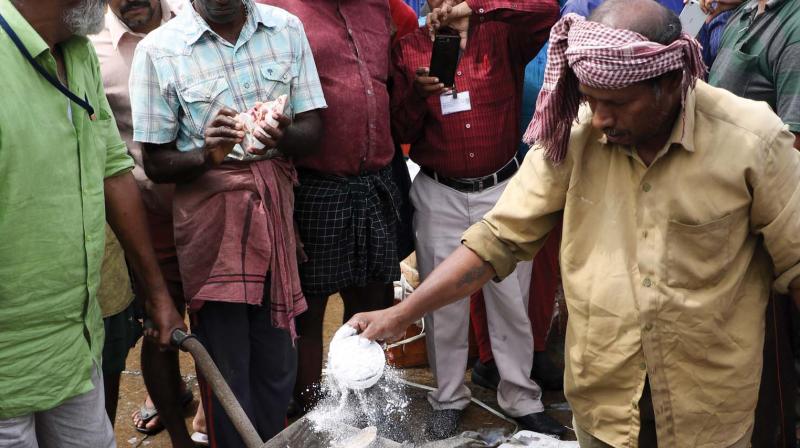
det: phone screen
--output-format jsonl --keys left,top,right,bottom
{"left": 429, "top": 34, "right": 461, "bottom": 88}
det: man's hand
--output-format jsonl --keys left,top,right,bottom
{"left": 346, "top": 307, "right": 410, "bottom": 342}
{"left": 427, "top": 0, "right": 471, "bottom": 49}
{"left": 690, "top": 0, "right": 743, "bottom": 21}
{"left": 414, "top": 67, "right": 447, "bottom": 98}
{"left": 252, "top": 112, "right": 292, "bottom": 154}
{"left": 203, "top": 107, "right": 244, "bottom": 165}
{"left": 144, "top": 293, "right": 187, "bottom": 349}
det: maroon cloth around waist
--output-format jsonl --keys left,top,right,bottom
{"left": 173, "top": 159, "right": 307, "bottom": 339}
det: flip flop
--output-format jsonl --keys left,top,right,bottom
{"left": 191, "top": 431, "right": 209, "bottom": 447}
{"left": 133, "top": 389, "right": 194, "bottom": 435}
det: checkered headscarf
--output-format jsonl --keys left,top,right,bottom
{"left": 522, "top": 13, "right": 706, "bottom": 163}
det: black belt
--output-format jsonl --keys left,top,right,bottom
{"left": 421, "top": 156, "right": 520, "bottom": 193}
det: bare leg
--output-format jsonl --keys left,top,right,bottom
{"left": 140, "top": 341, "right": 194, "bottom": 448}
{"left": 340, "top": 281, "right": 395, "bottom": 322}
{"left": 293, "top": 294, "right": 329, "bottom": 412}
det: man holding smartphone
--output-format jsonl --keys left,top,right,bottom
{"left": 391, "top": 0, "right": 561, "bottom": 439}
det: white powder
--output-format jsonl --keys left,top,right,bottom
{"left": 306, "top": 326, "right": 411, "bottom": 445}
{"left": 327, "top": 333, "right": 385, "bottom": 390}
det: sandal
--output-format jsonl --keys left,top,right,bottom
{"left": 133, "top": 389, "right": 194, "bottom": 435}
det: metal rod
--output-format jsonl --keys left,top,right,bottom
{"left": 180, "top": 336, "right": 265, "bottom": 448}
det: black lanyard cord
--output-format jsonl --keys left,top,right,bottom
{"left": 0, "top": 12, "right": 95, "bottom": 119}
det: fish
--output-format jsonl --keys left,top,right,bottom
{"left": 235, "top": 94, "right": 288, "bottom": 153}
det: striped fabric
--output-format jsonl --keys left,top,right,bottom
{"left": 129, "top": 0, "right": 326, "bottom": 161}
{"left": 522, "top": 13, "right": 705, "bottom": 163}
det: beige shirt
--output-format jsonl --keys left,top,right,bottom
{"left": 91, "top": 0, "right": 183, "bottom": 316}
{"left": 90, "top": 0, "right": 182, "bottom": 217}
{"left": 463, "top": 81, "right": 800, "bottom": 447}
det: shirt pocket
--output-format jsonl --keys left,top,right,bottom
{"left": 259, "top": 61, "right": 293, "bottom": 113}
{"left": 179, "top": 77, "right": 229, "bottom": 136}
{"left": 665, "top": 213, "right": 732, "bottom": 289}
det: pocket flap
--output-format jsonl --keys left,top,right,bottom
{"left": 181, "top": 77, "right": 227, "bottom": 103}
{"left": 260, "top": 62, "right": 292, "bottom": 83}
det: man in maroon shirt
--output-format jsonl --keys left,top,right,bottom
{"left": 259, "top": 0, "right": 408, "bottom": 413}
{"left": 392, "top": 0, "right": 562, "bottom": 439}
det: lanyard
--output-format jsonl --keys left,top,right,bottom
{"left": 0, "top": 12, "right": 96, "bottom": 120}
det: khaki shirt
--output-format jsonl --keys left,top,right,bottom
{"left": 463, "top": 81, "right": 800, "bottom": 447}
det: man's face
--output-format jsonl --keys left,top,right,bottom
{"left": 194, "top": 0, "right": 243, "bottom": 24}
{"left": 63, "top": 0, "right": 107, "bottom": 35}
{"left": 579, "top": 77, "right": 680, "bottom": 148}
{"left": 109, "top": 0, "right": 159, "bottom": 30}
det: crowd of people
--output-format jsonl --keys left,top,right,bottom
{"left": 1, "top": 0, "right": 799, "bottom": 447}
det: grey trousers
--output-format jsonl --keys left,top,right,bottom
{"left": 0, "top": 365, "right": 115, "bottom": 448}
{"left": 411, "top": 172, "right": 542, "bottom": 417}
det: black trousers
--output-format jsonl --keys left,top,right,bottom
{"left": 193, "top": 300, "right": 296, "bottom": 448}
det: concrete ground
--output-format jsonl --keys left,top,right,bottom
{"left": 114, "top": 294, "right": 575, "bottom": 447}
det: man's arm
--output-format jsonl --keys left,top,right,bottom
{"left": 143, "top": 107, "right": 244, "bottom": 183}
{"left": 390, "top": 44, "right": 431, "bottom": 144}
{"left": 750, "top": 125, "right": 800, "bottom": 308}
{"left": 254, "top": 110, "right": 322, "bottom": 158}
{"left": 105, "top": 172, "right": 185, "bottom": 347}
{"left": 348, "top": 245, "right": 495, "bottom": 340}
{"left": 349, "top": 147, "right": 572, "bottom": 340}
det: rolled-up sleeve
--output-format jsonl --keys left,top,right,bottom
{"left": 750, "top": 123, "right": 800, "bottom": 293}
{"left": 462, "top": 146, "right": 570, "bottom": 279}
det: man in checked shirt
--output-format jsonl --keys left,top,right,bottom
{"left": 391, "top": 0, "right": 562, "bottom": 439}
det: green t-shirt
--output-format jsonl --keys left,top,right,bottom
{"left": 709, "top": 0, "right": 800, "bottom": 133}
{"left": 0, "top": 0, "right": 134, "bottom": 418}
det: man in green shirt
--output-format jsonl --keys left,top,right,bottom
{"left": 0, "top": 0, "right": 185, "bottom": 445}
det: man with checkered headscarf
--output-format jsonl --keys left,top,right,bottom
{"left": 348, "top": 0, "right": 800, "bottom": 445}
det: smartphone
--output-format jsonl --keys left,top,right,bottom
{"left": 680, "top": 0, "right": 707, "bottom": 37}
{"left": 429, "top": 34, "right": 461, "bottom": 88}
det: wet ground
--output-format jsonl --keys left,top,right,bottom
{"left": 114, "top": 294, "right": 575, "bottom": 447}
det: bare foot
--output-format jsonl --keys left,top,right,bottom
{"left": 192, "top": 401, "right": 206, "bottom": 434}
{"left": 132, "top": 395, "right": 163, "bottom": 434}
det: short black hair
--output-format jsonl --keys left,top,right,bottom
{"left": 588, "top": 0, "right": 682, "bottom": 45}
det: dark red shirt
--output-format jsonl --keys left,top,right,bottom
{"left": 262, "top": 0, "right": 394, "bottom": 176}
{"left": 392, "top": 0, "right": 558, "bottom": 178}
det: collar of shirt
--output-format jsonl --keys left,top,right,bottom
{"left": 107, "top": 0, "right": 178, "bottom": 49}
{"left": 185, "top": 0, "right": 280, "bottom": 47}
{"left": 597, "top": 87, "right": 698, "bottom": 155}
{"left": 0, "top": 0, "right": 49, "bottom": 59}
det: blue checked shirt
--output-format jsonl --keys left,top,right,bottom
{"left": 130, "top": 0, "right": 326, "bottom": 161}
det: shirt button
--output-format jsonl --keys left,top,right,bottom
{"left": 367, "top": 90, "right": 373, "bottom": 95}
{"left": 244, "top": 82, "right": 251, "bottom": 89}
{"left": 642, "top": 182, "right": 652, "bottom": 192}
{"left": 469, "top": 152, "right": 475, "bottom": 158}
{"left": 640, "top": 362, "right": 647, "bottom": 370}
{"left": 644, "top": 323, "right": 653, "bottom": 331}
{"left": 347, "top": 28, "right": 353, "bottom": 34}
{"left": 478, "top": 7, "right": 485, "bottom": 13}
{"left": 457, "top": 70, "right": 463, "bottom": 76}
{"left": 642, "top": 277, "right": 652, "bottom": 288}
{"left": 465, "top": 123, "right": 471, "bottom": 129}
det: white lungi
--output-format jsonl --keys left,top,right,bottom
{"left": 410, "top": 172, "right": 543, "bottom": 417}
